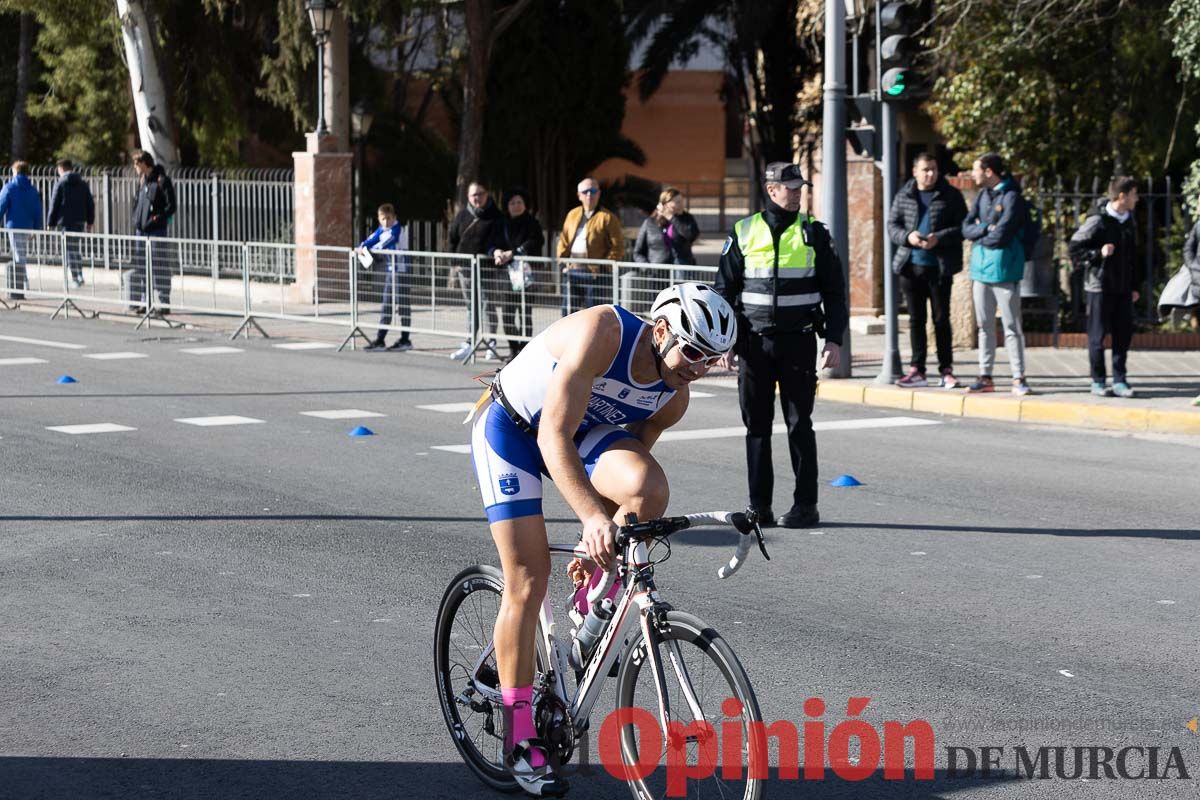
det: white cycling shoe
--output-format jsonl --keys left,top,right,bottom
{"left": 506, "top": 739, "right": 570, "bottom": 797}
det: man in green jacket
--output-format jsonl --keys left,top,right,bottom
{"left": 962, "top": 152, "right": 1030, "bottom": 396}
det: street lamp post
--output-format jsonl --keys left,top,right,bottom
{"left": 306, "top": 0, "right": 337, "bottom": 137}
{"left": 350, "top": 100, "right": 374, "bottom": 239}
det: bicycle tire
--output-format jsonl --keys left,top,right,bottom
{"left": 436, "top": 563, "right": 552, "bottom": 796}
{"left": 615, "top": 611, "right": 765, "bottom": 800}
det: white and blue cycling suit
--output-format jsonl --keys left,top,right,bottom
{"left": 471, "top": 305, "right": 676, "bottom": 523}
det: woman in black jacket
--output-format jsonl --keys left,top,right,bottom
{"left": 633, "top": 187, "right": 699, "bottom": 266}
{"left": 489, "top": 187, "right": 545, "bottom": 358}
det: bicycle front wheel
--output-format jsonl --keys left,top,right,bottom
{"left": 615, "top": 611, "right": 764, "bottom": 800}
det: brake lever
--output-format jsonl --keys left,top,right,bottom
{"left": 729, "top": 511, "right": 770, "bottom": 562}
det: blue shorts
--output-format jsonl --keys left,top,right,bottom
{"left": 470, "top": 400, "right": 635, "bottom": 523}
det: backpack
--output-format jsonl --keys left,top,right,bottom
{"left": 1020, "top": 199, "right": 1042, "bottom": 258}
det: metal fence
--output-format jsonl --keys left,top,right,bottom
{"left": 1028, "top": 176, "right": 1193, "bottom": 322}
{"left": 25, "top": 164, "right": 295, "bottom": 247}
{"left": 0, "top": 228, "right": 714, "bottom": 357}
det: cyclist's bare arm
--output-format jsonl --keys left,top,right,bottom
{"left": 626, "top": 387, "right": 689, "bottom": 449}
{"left": 537, "top": 308, "right": 623, "bottom": 569}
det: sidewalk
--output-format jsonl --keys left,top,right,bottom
{"left": 815, "top": 332, "right": 1200, "bottom": 436}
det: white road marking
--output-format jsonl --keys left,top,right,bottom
{"left": 0, "top": 334, "right": 86, "bottom": 350}
{"left": 175, "top": 415, "right": 265, "bottom": 427}
{"left": 1157, "top": 600, "right": 1176, "bottom": 605}
{"left": 83, "top": 352, "right": 148, "bottom": 361}
{"left": 419, "top": 402, "right": 478, "bottom": 414}
{"left": 273, "top": 342, "right": 337, "bottom": 350}
{"left": 0, "top": 357, "right": 48, "bottom": 366}
{"left": 180, "top": 346, "right": 244, "bottom": 355}
{"left": 300, "top": 409, "right": 386, "bottom": 420}
{"left": 431, "top": 415, "right": 943, "bottom": 452}
{"left": 46, "top": 423, "right": 137, "bottom": 435}
{"left": 808, "top": 530, "right": 825, "bottom": 535}
{"left": 1058, "top": 670, "right": 1075, "bottom": 678}
{"left": 1025, "top": 574, "right": 1043, "bottom": 579}
{"left": 910, "top": 551, "right": 927, "bottom": 556}
{"left": 689, "top": 391, "right": 715, "bottom": 398}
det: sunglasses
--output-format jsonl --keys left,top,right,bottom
{"left": 579, "top": 188, "right": 599, "bottom": 196}
{"left": 675, "top": 339, "right": 723, "bottom": 367}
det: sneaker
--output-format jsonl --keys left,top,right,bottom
{"left": 895, "top": 367, "right": 928, "bottom": 388}
{"left": 71, "top": 277, "right": 84, "bottom": 289}
{"left": 482, "top": 348, "right": 502, "bottom": 362}
{"left": 939, "top": 370, "right": 960, "bottom": 390}
{"left": 779, "top": 503, "right": 820, "bottom": 529}
{"left": 450, "top": 340, "right": 472, "bottom": 360}
{"left": 1112, "top": 382, "right": 1135, "bottom": 399}
{"left": 1091, "top": 382, "right": 1114, "bottom": 397}
{"left": 506, "top": 740, "right": 569, "bottom": 797}
{"left": 365, "top": 339, "right": 387, "bottom": 351}
{"left": 387, "top": 339, "right": 413, "bottom": 351}
{"left": 1011, "top": 378, "right": 1031, "bottom": 397}
{"left": 967, "top": 376, "right": 995, "bottom": 393}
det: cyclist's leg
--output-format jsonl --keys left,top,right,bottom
{"left": 489, "top": 514, "right": 550, "bottom": 692}
{"left": 588, "top": 437, "right": 670, "bottom": 526}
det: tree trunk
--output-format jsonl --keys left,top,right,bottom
{"left": 116, "top": 0, "right": 180, "bottom": 169}
{"left": 456, "top": 0, "right": 493, "bottom": 206}
{"left": 11, "top": 12, "right": 34, "bottom": 160}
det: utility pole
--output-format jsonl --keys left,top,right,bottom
{"left": 823, "top": 0, "right": 851, "bottom": 377}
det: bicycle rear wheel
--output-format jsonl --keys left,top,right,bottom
{"left": 433, "top": 564, "right": 519, "bottom": 792}
{"left": 615, "top": 611, "right": 764, "bottom": 800}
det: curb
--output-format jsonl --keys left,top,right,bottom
{"left": 815, "top": 383, "right": 1200, "bottom": 436}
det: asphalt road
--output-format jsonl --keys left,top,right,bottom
{"left": 1, "top": 312, "right": 1198, "bottom": 800}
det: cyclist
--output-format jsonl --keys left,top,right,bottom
{"left": 469, "top": 283, "right": 736, "bottom": 796}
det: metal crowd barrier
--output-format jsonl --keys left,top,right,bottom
{"left": 1, "top": 228, "right": 718, "bottom": 355}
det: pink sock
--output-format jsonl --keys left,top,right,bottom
{"left": 502, "top": 685, "right": 545, "bottom": 768}
{"left": 573, "top": 567, "right": 621, "bottom": 616}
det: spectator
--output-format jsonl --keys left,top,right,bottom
{"left": 962, "top": 152, "right": 1030, "bottom": 396}
{"left": 633, "top": 187, "right": 700, "bottom": 266}
{"left": 47, "top": 158, "right": 96, "bottom": 288}
{"left": 714, "top": 162, "right": 847, "bottom": 529}
{"left": 1069, "top": 177, "right": 1143, "bottom": 398}
{"left": 129, "top": 151, "right": 177, "bottom": 313}
{"left": 448, "top": 181, "right": 503, "bottom": 360}
{"left": 358, "top": 203, "right": 413, "bottom": 351}
{"left": 556, "top": 177, "right": 624, "bottom": 313}
{"left": 489, "top": 186, "right": 545, "bottom": 359}
{"left": 888, "top": 152, "right": 968, "bottom": 388}
{"left": 0, "top": 160, "right": 42, "bottom": 302}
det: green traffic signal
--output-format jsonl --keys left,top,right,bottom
{"left": 882, "top": 68, "right": 909, "bottom": 98}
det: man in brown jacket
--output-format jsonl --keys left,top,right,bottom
{"left": 557, "top": 177, "right": 624, "bottom": 313}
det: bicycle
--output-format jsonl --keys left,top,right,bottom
{"left": 434, "top": 510, "right": 771, "bottom": 799}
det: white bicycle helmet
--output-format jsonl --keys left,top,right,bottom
{"left": 650, "top": 283, "right": 738, "bottom": 355}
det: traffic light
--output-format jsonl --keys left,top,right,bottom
{"left": 879, "top": 1, "right": 926, "bottom": 101}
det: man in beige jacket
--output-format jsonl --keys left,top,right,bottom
{"left": 557, "top": 177, "right": 625, "bottom": 313}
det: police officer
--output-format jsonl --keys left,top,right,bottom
{"left": 714, "top": 162, "right": 848, "bottom": 528}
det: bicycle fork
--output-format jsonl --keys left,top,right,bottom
{"left": 639, "top": 609, "right": 709, "bottom": 744}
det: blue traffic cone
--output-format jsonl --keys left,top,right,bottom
{"left": 348, "top": 426, "right": 375, "bottom": 437}
{"left": 56, "top": 375, "right": 78, "bottom": 384}
{"left": 831, "top": 474, "right": 862, "bottom": 487}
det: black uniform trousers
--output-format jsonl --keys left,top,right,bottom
{"left": 738, "top": 329, "right": 819, "bottom": 511}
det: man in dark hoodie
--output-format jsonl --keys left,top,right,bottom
{"left": 714, "top": 162, "right": 847, "bottom": 529}
{"left": 448, "top": 181, "right": 503, "bottom": 360}
{"left": 48, "top": 159, "right": 96, "bottom": 287}
{"left": 129, "top": 151, "right": 177, "bottom": 313}
{"left": 962, "top": 152, "right": 1030, "bottom": 396}
{"left": 887, "top": 152, "right": 968, "bottom": 388}
{"left": 1069, "top": 176, "right": 1142, "bottom": 398}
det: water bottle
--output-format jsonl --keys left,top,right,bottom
{"left": 570, "top": 597, "right": 615, "bottom": 669}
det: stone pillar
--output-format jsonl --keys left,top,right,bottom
{"left": 846, "top": 153, "right": 883, "bottom": 315}
{"left": 939, "top": 175, "right": 978, "bottom": 350}
{"left": 293, "top": 132, "right": 353, "bottom": 302}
